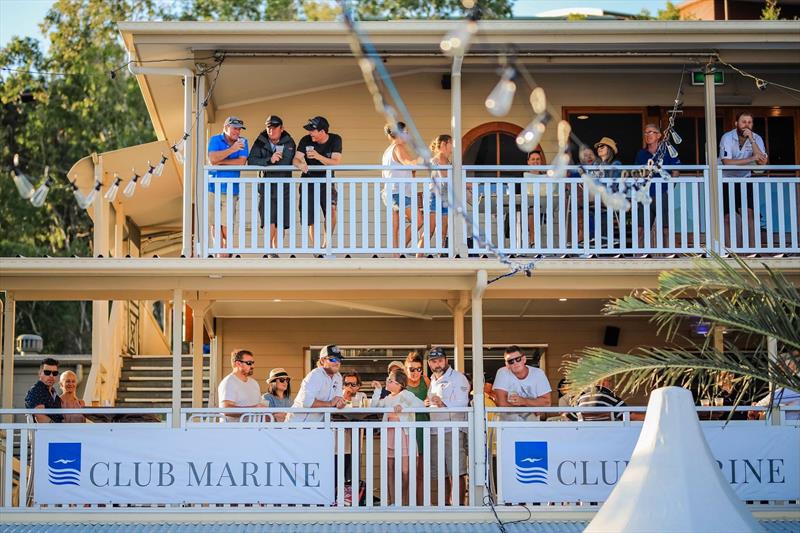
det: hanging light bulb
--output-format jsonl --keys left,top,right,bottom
{"left": 153, "top": 154, "right": 167, "bottom": 177}
{"left": 104, "top": 174, "right": 122, "bottom": 202}
{"left": 529, "top": 87, "right": 546, "bottom": 115}
{"left": 11, "top": 168, "right": 36, "bottom": 199}
{"left": 70, "top": 178, "right": 88, "bottom": 208}
{"left": 440, "top": 20, "right": 478, "bottom": 57}
{"left": 485, "top": 67, "right": 516, "bottom": 117}
{"left": 547, "top": 152, "right": 570, "bottom": 181}
{"left": 123, "top": 170, "right": 140, "bottom": 197}
{"left": 557, "top": 120, "right": 572, "bottom": 149}
{"left": 667, "top": 143, "right": 679, "bottom": 159}
{"left": 141, "top": 161, "right": 155, "bottom": 188}
{"left": 174, "top": 133, "right": 189, "bottom": 152}
{"left": 30, "top": 174, "right": 53, "bottom": 208}
{"left": 77, "top": 179, "right": 103, "bottom": 209}
{"left": 11, "top": 153, "right": 35, "bottom": 199}
{"left": 670, "top": 129, "right": 682, "bottom": 145}
{"left": 516, "top": 115, "right": 547, "bottom": 153}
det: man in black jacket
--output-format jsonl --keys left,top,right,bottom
{"left": 247, "top": 115, "right": 296, "bottom": 255}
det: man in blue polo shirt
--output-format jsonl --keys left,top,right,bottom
{"left": 634, "top": 123, "right": 680, "bottom": 248}
{"left": 208, "top": 116, "right": 249, "bottom": 255}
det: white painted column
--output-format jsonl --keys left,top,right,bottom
{"left": 194, "top": 73, "right": 207, "bottom": 258}
{"left": 171, "top": 288, "right": 183, "bottom": 427}
{"left": 451, "top": 291, "right": 470, "bottom": 373}
{"left": 451, "top": 55, "right": 466, "bottom": 258}
{"left": 1, "top": 293, "right": 15, "bottom": 421}
{"left": 704, "top": 65, "right": 721, "bottom": 254}
{"left": 181, "top": 74, "right": 194, "bottom": 257}
{"left": 187, "top": 300, "right": 209, "bottom": 408}
{"left": 470, "top": 270, "right": 488, "bottom": 504}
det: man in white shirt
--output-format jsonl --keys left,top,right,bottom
{"left": 719, "top": 111, "right": 768, "bottom": 248}
{"left": 424, "top": 346, "right": 469, "bottom": 505}
{"left": 290, "top": 344, "right": 345, "bottom": 422}
{"left": 494, "top": 345, "right": 552, "bottom": 421}
{"left": 218, "top": 348, "right": 264, "bottom": 421}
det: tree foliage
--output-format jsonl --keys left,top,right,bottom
{"left": 563, "top": 254, "right": 799, "bottom": 406}
{"left": 761, "top": 0, "right": 782, "bottom": 20}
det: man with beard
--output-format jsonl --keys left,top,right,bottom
{"left": 247, "top": 115, "right": 296, "bottom": 256}
{"left": 719, "top": 111, "right": 768, "bottom": 248}
{"left": 25, "top": 357, "right": 63, "bottom": 423}
{"left": 290, "top": 344, "right": 345, "bottom": 422}
{"left": 424, "top": 346, "right": 469, "bottom": 505}
{"left": 218, "top": 349, "right": 264, "bottom": 421}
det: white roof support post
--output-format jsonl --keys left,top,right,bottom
{"left": 1, "top": 293, "right": 15, "bottom": 422}
{"left": 128, "top": 55, "right": 194, "bottom": 258}
{"left": 450, "top": 291, "right": 470, "bottom": 373}
{"left": 171, "top": 288, "right": 184, "bottom": 427}
{"left": 704, "top": 63, "right": 721, "bottom": 255}
{"left": 187, "top": 299, "right": 210, "bottom": 408}
{"left": 469, "top": 270, "right": 488, "bottom": 505}
{"left": 194, "top": 72, "right": 207, "bottom": 258}
{"left": 450, "top": 55, "right": 466, "bottom": 258}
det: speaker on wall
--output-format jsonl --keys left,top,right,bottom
{"left": 603, "top": 326, "right": 620, "bottom": 346}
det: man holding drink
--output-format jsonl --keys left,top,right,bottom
{"left": 293, "top": 116, "right": 342, "bottom": 248}
{"left": 207, "top": 116, "right": 249, "bottom": 255}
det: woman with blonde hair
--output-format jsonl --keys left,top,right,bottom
{"left": 59, "top": 370, "right": 85, "bottom": 423}
{"left": 421, "top": 134, "right": 453, "bottom": 253}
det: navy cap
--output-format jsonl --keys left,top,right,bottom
{"left": 303, "top": 116, "right": 330, "bottom": 132}
{"left": 426, "top": 347, "right": 447, "bottom": 360}
{"left": 265, "top": 115, "right": 283, "bottom": 127}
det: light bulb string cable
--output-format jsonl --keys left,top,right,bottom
{"left": 340, "top": 2, "right": 536, "bottom": 278}
{"left": 714, "top": 55, "right": 800, "bottom": 95}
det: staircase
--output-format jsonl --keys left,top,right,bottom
{"left": 116, "top": 354, "right": 211, "bottom": 408}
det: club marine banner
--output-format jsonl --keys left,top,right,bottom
{"left": 34, "top": 428, "right": 333, "bottom": 505}
{"left": 499, "top": 425, "right": 800, "bottom": 503}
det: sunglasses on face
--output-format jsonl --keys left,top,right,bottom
{"left": 275, "top": 377, "right": 289, "bottom": 383}
{"left": 344, "top": 382, "right": 359, "bottom": 387}
{"left": 42, "top": 370, "right": 59, "bottom": 377}
{"left": 407, "top": 367, "right": 423, "bottom": 373}
{"left": 505, "top": 355, "right": 524, "bottom": 365}
{"left": 386, "top": 379, "right": 398, "bottom": 385}
{"left": 326, "top": 356, "right": 342, "bottom": 363}
{"left": 238, "top": 360, "right": 255, "bottom": 366}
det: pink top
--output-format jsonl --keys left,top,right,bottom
{"left": 59, "top": 395, "right": 86, "bottom": 423}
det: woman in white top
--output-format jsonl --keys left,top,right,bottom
{"left": 381, "top": 122, "right": 421, "bottom": 254}
{"left": 420, "top": 134, "right": 453, "bottom": 254}
{"left": 370, "top": 369, "right": 424, "bottom": 505}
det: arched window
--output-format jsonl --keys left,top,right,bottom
{"left": 462, "top": 122, "right": 541, "bottom": 176}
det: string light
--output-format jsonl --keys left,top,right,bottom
{"left": 154, "top": 154, "right": 167, "bottom": 177}
{"left": 440, "top": 20, "right": 478, "bottom": 57}
{"left": 10, "top": 154, "right": 36, "bottom": 199}
{"left": 81, "top": 179, "right": 103, "bottom": 209}
{"left": 123, "top": 170, "right": 140, "bottom": 197}
{"left": 30, "top": 168, "right": 53, "bottom": 208}
{"left": 485, "top": 67, "right": 516, "bottom": 117}
{"left": 104, "top": 174, "right": 122, "bottom": 202}
{"left": 141, "top": 162, "right": 155, "bottom": 188}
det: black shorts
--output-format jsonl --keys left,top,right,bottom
{"left": 299, "top": 181, "right": 338, "bottom": 224}
{"left": 722, "top": 182, "right": 755, "bottom": 215}
{"left": 258, "top": 183, "right": 292, "bottom": 229}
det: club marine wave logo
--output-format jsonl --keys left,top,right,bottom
{"left": 48, "top": 442, "right": 81, "bottom": 486}
{"left": 515, "top": 441, "right": 548, "bottom": 484}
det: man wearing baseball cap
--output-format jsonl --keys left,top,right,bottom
{"left": 289, "top": 344, "right": 345, "bottom": 422}
{"left": 292, "top": 116, "right": 343, "bottom": 248}
{"left": 424, "top": 346, "right": 470, "bottom": 505}
{"left": 247, "top": 115, "right": 296, "bottom": 255}
{"left": 207, "top": 116, "right": 249, "bottom": 255}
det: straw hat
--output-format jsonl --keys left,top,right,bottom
{"left": 387, "top": 360, "right": 405, "bottom": 373}
{"left": 594, "top": 136, "right": 619, "bottom": 154}
{"left": 267, "top": 368, "right": 290, "bottom": 383}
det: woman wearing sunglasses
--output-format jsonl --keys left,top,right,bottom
{"left": 263, "top": 367, "right": 292, "bottom": 422}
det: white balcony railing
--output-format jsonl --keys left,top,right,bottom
{"left": 1, "top": 406, "right": 797, "bottom": 511}
{"left": 200, "top": 164, "right": 799, "bottom": 258}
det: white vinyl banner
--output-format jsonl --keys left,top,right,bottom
{"left": 499, "top": 425, "right": 800, "bottom": 503}
{"left": 34, "top": 428, "right": 334, "bottom": 505}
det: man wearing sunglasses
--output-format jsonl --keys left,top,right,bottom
{"left": 25, "top": 357, "right": 64, "bottom": 423}
{"left": 290, "top": 344, "right": 345, "bottom": 422}
{"left": 494, "top": 346, "right": 552, "bottom": 421}
{"left": 218, "top": 349, "right": 265, "bottom": 421}
{"left": 424, "top": 346, "right": 470, "bottom": 505}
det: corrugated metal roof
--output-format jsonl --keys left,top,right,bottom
{"left": 2, "top": 521, "right": 798, "bottom": 533}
